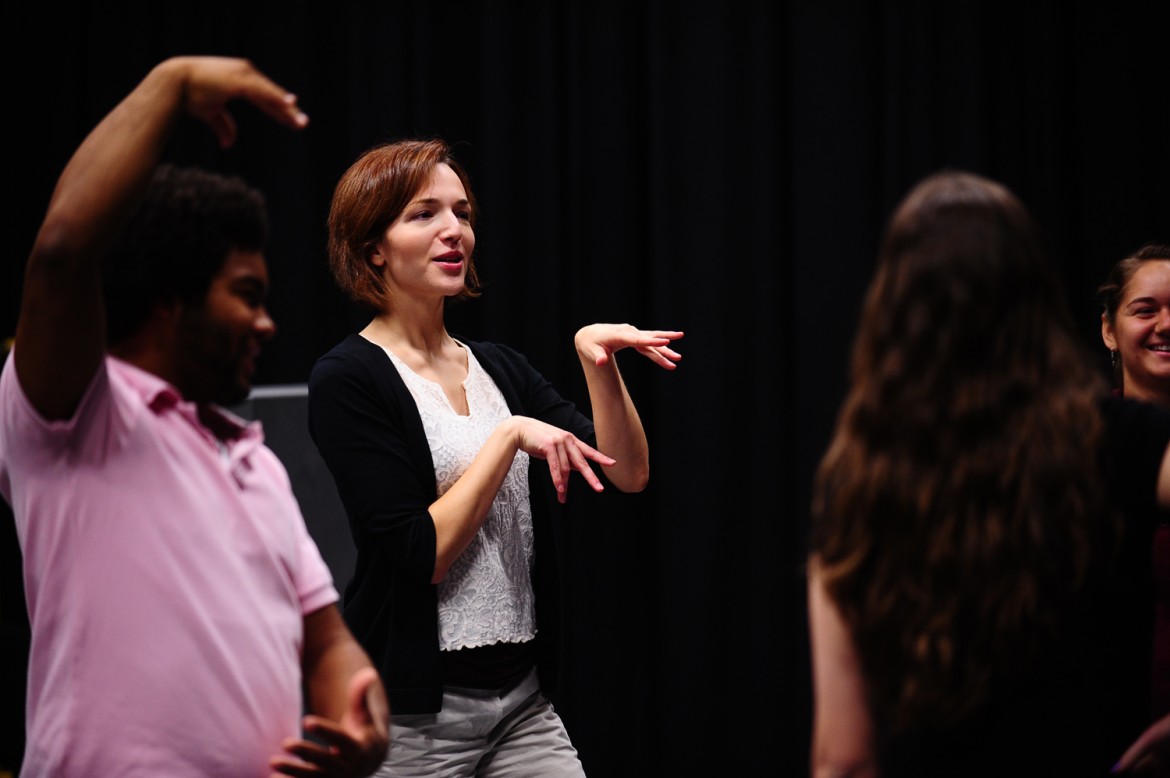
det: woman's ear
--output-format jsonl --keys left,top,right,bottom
{"left": 1101, "top": 313, "right": 1117, "bottom": 351}
{"left": 368, "top": 238, "right": 387, "bottom": 269}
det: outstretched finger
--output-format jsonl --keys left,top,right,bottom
{"left": 569, "top": 454, "right": 606, "bottom": 493}
{"left": 546, "top": 448, "right": 570, "bottom": 503}
{"left": 568, "top": 441, "right": 615, "bottom": 492}
{"left": 636, "top": 344, "right": 683, "bottom": 370}
{"left": 575, "top": 440, "right": 617, "bottom": 468}
{"left": 248, "top": 89, "right": 310, "bottom": 130}
{"left": 643, "top": 329, "right": 685, "bottom": 341}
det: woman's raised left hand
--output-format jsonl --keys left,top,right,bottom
{"left": 574, "top": 324, "right": 683, "bottom": 370}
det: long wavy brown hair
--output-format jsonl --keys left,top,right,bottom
{"left": 810, "top": 170, "right": 1113, "bottom": 735}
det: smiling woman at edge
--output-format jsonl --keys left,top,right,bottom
{"left": 1099, "top": 242, "right": 1170, "bottom": 775}
{"left": 307, "top": 139, "right": 682, "bottom": 777}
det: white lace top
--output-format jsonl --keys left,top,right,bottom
{"left": 381, "top": 341, "right": 536, "bottom": 651}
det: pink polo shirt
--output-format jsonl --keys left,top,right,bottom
{"left": 0, "top": 353, "right": 338, "bottom": 777}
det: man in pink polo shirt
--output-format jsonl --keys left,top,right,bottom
{"left": 0, "top": 57, "right": 389, "bottom": 776}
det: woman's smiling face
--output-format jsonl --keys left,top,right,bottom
{"left": 1103, "top": 258, "right": 1170, "bottom": 403}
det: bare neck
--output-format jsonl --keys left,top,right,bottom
{"left": 1123, "top": 380, "right": 1170, "bottom": 409}
{"left": 361, "top": 308, "right": 460, "bottom": 368}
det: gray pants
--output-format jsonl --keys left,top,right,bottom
{"left": 376, "top": 668, "right": 586, "bottom": 777}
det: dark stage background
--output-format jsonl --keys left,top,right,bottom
{"left": 2, "top": 2, "right": 1167, "bottom": 775}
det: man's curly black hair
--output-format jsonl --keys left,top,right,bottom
{"left": 103, "top": 164, "right": 268, "bottom": 345}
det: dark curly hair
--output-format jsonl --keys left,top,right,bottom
{"left": 103, "top": 164, "right": 268, "bottom": 345}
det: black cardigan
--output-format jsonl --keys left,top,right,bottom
{"left": 307, "top": 333, "right": 595, "bottom": 713}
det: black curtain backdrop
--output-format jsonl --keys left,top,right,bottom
{"left": 2, "top": 2, "right": 1168, "bottom": 775}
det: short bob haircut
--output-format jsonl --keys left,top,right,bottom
{"left": 327, "top": 139, "right": 480, "bottom": 311}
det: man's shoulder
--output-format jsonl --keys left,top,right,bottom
{"left": 1, "top": 350, "right": 124, "bottom": 433}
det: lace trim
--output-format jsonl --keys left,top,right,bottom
{"left": 382, "top": 342, "right": 536, "bottom": 649}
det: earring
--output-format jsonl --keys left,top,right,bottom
{"left": 1110, "top": 350, "right": 1118, "bottom": 369}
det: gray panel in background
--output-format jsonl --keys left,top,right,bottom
{"left": 232, "top": 385, "right": 355, "bottom": 594}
